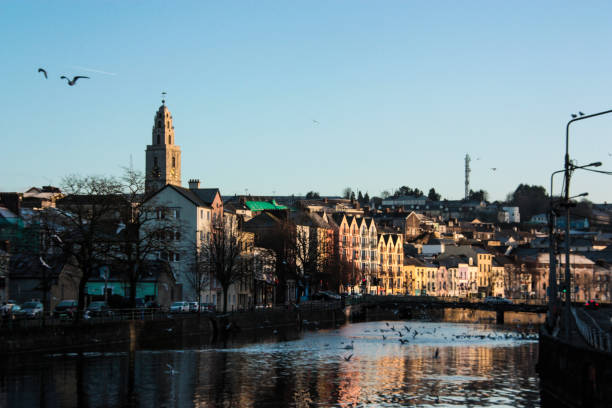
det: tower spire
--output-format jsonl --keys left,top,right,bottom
{"left": 161, "top": 91, "right": 166, "bottom": 106}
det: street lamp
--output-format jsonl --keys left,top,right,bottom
{"left": 563, "top": 109, "right": 612, "bottom": 337}
{"left": 549, "top": 163, "right": 599, "bottom": 324}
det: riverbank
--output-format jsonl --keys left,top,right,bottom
{"left": 0, "top": 302, "right": 544, "bottom": 354}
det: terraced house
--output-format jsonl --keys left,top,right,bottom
{"left": 376, "top": 233, "right": 403, "bottom": 295}
{"left": 333, "top": 214, "right": 378, "bottom": 293}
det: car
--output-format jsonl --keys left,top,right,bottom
{"left": 585, "top": 299, "right": 600, "bottom": 309}
{"left": 170, "top": 301, "right": 189, "bottom": 313}
{"left": 313, "top": 291, "right": 342, "bottom": 301}
{"left": 18, "top": 301, "right": 44, "bottom": 318}
{"left": 188, "top": 301, "right": 199, "bottom": 312}
{"left": 86, "top": 301, "right": 113, "bottom": 317}
{"left": 9, "top": 304, "right": 22, "bottom": 320}
{"left": 199, "top": 302, "right": 216, "bottom": 312}
{"left": 54, "top": 300, "right": 78, "bottom": 318}
{"left": 484, "top": 296, "right": 512, "bottom": 305}
{"left": 145, "top": 300, "right": 161, "bottom": 310}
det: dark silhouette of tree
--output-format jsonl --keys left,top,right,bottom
{"left": 113, "top": 167, "right": 177, "bottom": 308}
{"left": 467, "top": 189, "right": 488, "bottom": 202}
{"left": 350, "top": 191, "right": 356, "bottom": 201}
{"left": 427, "top": 188, "right": 441, "bottom": 201}
{"left": 507, "top": 184, "right": 548, "bottom": 221}
{"left": 197, "top": 218, "right": 252, "bottom": 313}
{"left": 357, "top": 191, "right": 364, "bottom": 203}
{"left": 342, "top": 187, "right": 353, "bottom": 199}
{"left": 305, "top": 191, "right": 320, "bottom": 199}
{"left": 363, "top": 192, "right": 370, "bottom": 203}
{"left": 52, "top": 174, "right": 124, "bottom": 320}
{"left": 393, "top": 186, "right": 424, "bottom": 198}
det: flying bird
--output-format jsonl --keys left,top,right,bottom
{"left": 312, "top": 119, "right": 319, "bottom": 125}
{"left": 60, "top": 75, "right": 89, "bottom": 86}
{"left": 491, "top": 167, "right": 497, "bottom": 171}
{"left": 38, "top": 68, "right": 47, "bottom": 79}
{"left": 343, "top": 353, "right": 353, "bottom": 361}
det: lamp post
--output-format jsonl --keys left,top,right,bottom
{"left": 549, "top": 163, "right": 600, "bottom": 323}
{"left": 563, "top": 109, "right": 612, "bottom": 337}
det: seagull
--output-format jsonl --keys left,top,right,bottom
{"left": 166, "top": 363, "right": 178, "bottom": 375}
{"left": 491, "top": 167, "right": 497, "bottom": 171}
{"left": 38, "top": 68, "right": 47, "bottom": 79}
{"left": 312, "top": 119, "right": 319, "bottom": 125}
{"left": 571, "top": 114, "right": 577, "bottom": 118}
{"left": 343, "top": 353, "right": 353, "bottom": 361}
{"left": 60, "top": 75, "right": 89, "bottom": 86}
{"left": 399, "top": 338, "right": 409, "bottom": 344}
{"left": 344, "top": 340, "right": 354, "bottom": 350}
{"left": 579, "top": 111, "right": 585, "bottom": 116}
{"left": 39, "top": 257, "right": 52, "bottom": 269}
{"left": 382, "top": 335, "right": 386, "bottom": 340}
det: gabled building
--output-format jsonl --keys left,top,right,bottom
{"left": 142, "top": 180, "right": 223, "bottom": 302}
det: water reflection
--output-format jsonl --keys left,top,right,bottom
{"left": 0, "top": 321, "right": 540, "bottom": 407}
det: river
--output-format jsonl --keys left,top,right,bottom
{"left": 0, "top": 316, "right": 541, "bottom": 407}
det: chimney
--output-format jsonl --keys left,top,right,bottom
{"left": 188, "top": 179, "right": 200, "bottom": 189}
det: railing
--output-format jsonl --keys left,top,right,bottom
{"left": 571, "top": 307, "right": 612, "bottom": 353}
{"left": 0, "top": 308, "right": 198, "bottom": 331}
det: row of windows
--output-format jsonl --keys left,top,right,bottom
{"left": 158, "top": 251, "right": 180, "bottom": 262}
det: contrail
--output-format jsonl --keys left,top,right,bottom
{"left": 69, "top": 66, "right": 117, "bottom": 76}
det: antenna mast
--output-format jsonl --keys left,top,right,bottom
{"left": 464, "top": 154, "right": 471, "bottom": 200}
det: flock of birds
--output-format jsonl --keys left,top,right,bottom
{"left": 37, "top": 67, "right": 89, "bottom": 86}
{"left": 336, "top": 321, "right": 537, "bottom": 363}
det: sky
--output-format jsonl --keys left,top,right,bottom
{"left": 2, "top": 1, "right": 612, "bottom": 202}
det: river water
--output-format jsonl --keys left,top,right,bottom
{"left": 0, "top": 317, "right": 541, "bottom": 407}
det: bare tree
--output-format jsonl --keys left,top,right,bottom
{"left": 184, "top": 243, "right": 210, "bottom": 309}
{"left": 51, "top": 174, "right": 124, "bottom": 320}
{"left": 197, "top": 219, "right": 252, "bottom": 313}
{"left": 110, "top": 167, "right": 177, "bottom": 308}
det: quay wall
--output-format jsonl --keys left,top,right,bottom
{"left": 538, "top": 331, "right": 612, "bottom": 408}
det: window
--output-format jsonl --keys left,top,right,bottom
{"left": 157, "top": 135, "right": 160, "bottom": 144}
{"left": 207, "top": 212, "right": 210, "bottom": 221}
{"left": 172, "top": 157, "right": 176, "bottom": 168}
{"left": 154, "top": 157, "right": 158, "bottom": 166}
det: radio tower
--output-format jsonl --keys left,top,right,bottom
{"left": 464, "top": 154, "right": 471, "bottom": 200}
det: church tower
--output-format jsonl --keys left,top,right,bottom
{"left": 145, "top": 99, "right": 182, "bottom": 193}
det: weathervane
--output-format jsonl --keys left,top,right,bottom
{"left": 161, "top": 91, "right": 167, "bottom": 105}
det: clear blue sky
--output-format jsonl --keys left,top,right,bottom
{"left": 2, "top": 1, "right": 612, "bottom": 202}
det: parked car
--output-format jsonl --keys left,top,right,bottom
{"left": 145, "top": 300, "right": 161, "bottom": 310}
{"left": 9, "top": 304, "right": 22, "bottom": 320}
{"left": 188, "top": 301, "right": 199, "bottom": 312}
{"left": 17, "top": 301, "right": 44, "bottom": 318}
{"left": 170, "top": 301, "right": 189, "bottom": 313}
{"left": 312, "top": 291, "right": 342, "bottom": 301}
{"left": 484, "top": 296, "right": 512, "bottom": 305}
{"left": 86, "top": 301, "right": 113, "bottom": 317}
{"left": 54, "top": 300, "right": 78, "bottom": 318}
{"left": 585, "top": 299, "right": 600, "bottom": 309}
{"left": 199, "top": 303, "right": 216, "bottom": 312}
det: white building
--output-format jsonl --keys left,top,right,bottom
{"left": 502, "top": 206, "right": 520, "bottom": 223}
